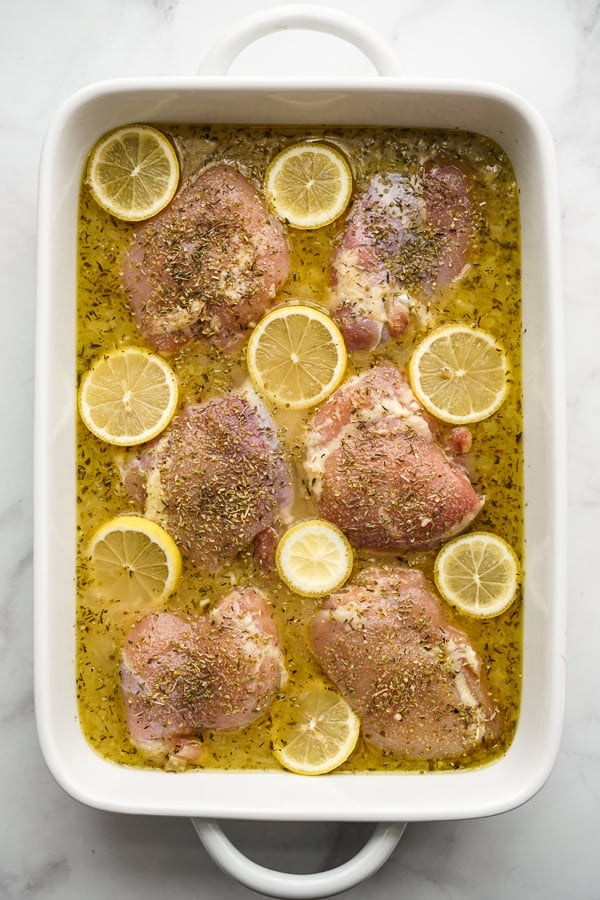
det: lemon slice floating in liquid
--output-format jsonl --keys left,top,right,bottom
{"left": 276, "top": 518, "right": 353, "bottom": 598}
{"left": 246, "top": 305, "right": 347, "bottom": 410}
{"left": 271, "top": 684, "right": 360, "bottom": 775}
{"left": 264, "top": 141, "right": 353, "bottom": 229}
{"left": 434, "top": 531, "right": 520, "bottom": 618}
{"left": 408, "top": 325, "right": 509, "bottom": 424}
{"left": 87, "top": 124, "right": 180, "bottom": 222}
{"left": 78, "top": 347, "right": 179, "bottom": 446}
{"left": 88, "top": 515, "right": 182, "bottom": 607}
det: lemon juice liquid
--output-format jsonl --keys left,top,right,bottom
{"left": 76, "top": 124, "right": 523, "bottom": 773}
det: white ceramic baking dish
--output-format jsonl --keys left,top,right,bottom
{"left": 34, "top": 6, "right": 566, "bottom": 897}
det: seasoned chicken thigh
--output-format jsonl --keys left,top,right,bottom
{"left": 311, "top": 566, "right": 502, "bottom": 758}
{"left": 121, "top": 587, "right": 286, "bottom": 760}
{"left": 126, "top": 388, "right": 292, "bottom": 571}
{"left": 123, "top": 163, "right": 290, "bottom": 353}
{"left": 304, "top": 364, "right": 482, "bottom": 552}
{"left": 330, "top": 165, "right": 472, "bottom": 351}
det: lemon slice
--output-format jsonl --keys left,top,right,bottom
{"left": 78, "top": 347, "right": 179, "bottom": 446}
{"left": 434, "top": 531, "right": 520, "bottom": 618}
{"left": 272, "top": 684, "right": 360, "bottom": 775}
{"left": 408, "top": 325, "right": 509, "bottom": 424}
{"left": 246, "top": 305, "right": 347, "bottom": 409}
{"left": 88, "top": 515, "right": 182, "bottom": 606}
{"left": 265, "top": 142, "right": 353, "bottom": 229}
{"left": 276, "top": 518, "right": 353, "bottom": 598}
{"left": 87, "top": 124, "right": 180, "bottom": 222}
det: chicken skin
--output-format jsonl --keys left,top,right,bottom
{"left": 330, "top": 165, "right": 472, "bottom": 351}
{"left": 125, "top": 388, "right": 291, "bottom": 571}
{"left": 123, "top": 163, "right": 290, "bottom": 353}
{"left": 304, "top": 364, "right": 482, "bottom": 552}
{"left": 311, "top": 566, "right": 502, "bottom": 758}
{"left": 121, "top": 587, "right": 287, "bottom": 760}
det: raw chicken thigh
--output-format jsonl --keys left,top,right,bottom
{"left": 123, "top": 163, "right": 290, "bottom": 353}
{"left": 121, "top": 587, "right": 287, "bottom": 760}
{"left": 330, "top": 165, "right": 472, "bottom": 351}
{"left": 125, "top": 388, "right": 291, "bottom": 571}
{"left": 311, "top": 566, "right": 502, "bottom": 758}
{"left": 304, "top": 364, "right": 482, "bottom": 552}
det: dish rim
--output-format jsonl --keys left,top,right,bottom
{"left": 34, "top": 73, "right": 566, "bottom": 822}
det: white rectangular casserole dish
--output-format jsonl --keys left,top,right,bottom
{"left": 34, "top": 2, "right": 565, "bottom": 856}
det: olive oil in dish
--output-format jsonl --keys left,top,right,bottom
{"left": 76, "top": 124, "right": 523, "bottom": 773}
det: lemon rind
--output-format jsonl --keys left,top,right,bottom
{"left": 87, "top": 124, "right": 180, "bottom": 223}
{"left": 264, "top": 142, "right": 353, "bottom": 230}
{"left": 434, "top": 531, "right": 520, "bottom": 619}
{"left": 275, "top": 519, "right": 353, "bottom": 598}
{"left": 409, "top": 325, "right": 508, "bottom": 425}
{"left": 78, "top": 347, "right": 179, "bottom": 447}
{"left": 88, "top": 514, "right": 182, "bottom": 603}
{"left": 246, "top": 305, "right": 347, "bottom": 411}
{"left": 272, "top": 689, "right": 360, "bottom": 775}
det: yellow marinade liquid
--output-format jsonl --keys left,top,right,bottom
{"left": 76, "top": 125, "right": 523, "bottom": 773}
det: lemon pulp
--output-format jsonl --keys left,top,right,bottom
{"left": 434, "top": 532, "right": 520, "bottom": 618}
{"left": 264, "top": 141, "right": 353, "bottom": 229}
{"left": 246, "top": 305, "right": 347, "bottom": 410}
{"left": 78, "top": 347, "right": 179, "bottom": 446}
{"left": 409, "top": 325, "right": 508, "bottom": 424}
{"left": 87, "top": 124, "right": 180, "bottom": 222}
{"left": 88, "top": 514, "right": 182, "bottom": 608}
{"left": 276, "top": 519, "right": 353, "bottom": 597}
{"left": 272, "top": 684, "right": 360, "bottom": 775}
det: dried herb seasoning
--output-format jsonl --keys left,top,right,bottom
{"left": 76, "top": 124, "right": 523, "bottom": 773}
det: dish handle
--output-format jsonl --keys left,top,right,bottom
{"left": 192, "top": 818, "right": 406, "bottom": 898}
{"left": 193, "top": 6, "right": 403, "bottom": 896}
{"left": 197, "top": 4, "right": 401, "bottom": 77}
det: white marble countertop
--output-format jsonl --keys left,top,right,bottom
{"left": 2, "top": 0, "right": 598, "bottom": 897}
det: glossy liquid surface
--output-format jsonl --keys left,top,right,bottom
{"left": 76, "top": 125, "right": 523, "bottom": 772}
